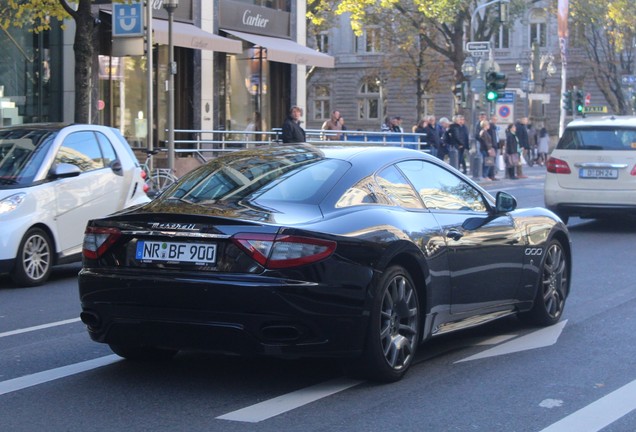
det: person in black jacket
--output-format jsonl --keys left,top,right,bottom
{"left": 281, "top": 106, "right": 306, "bottom": 143}
{"left": 445, "top": 115, "right": 469, "bottom": 172}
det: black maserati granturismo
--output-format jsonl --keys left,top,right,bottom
{"left": 79, "top": 144, "right": 571, "bottom": 382}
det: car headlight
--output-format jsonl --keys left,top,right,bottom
{"left": 0, "top": 193, "right": 26, "bottom": 215}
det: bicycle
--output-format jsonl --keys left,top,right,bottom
{"left": 139, "top": 149, "right": 178, "bottom": 197}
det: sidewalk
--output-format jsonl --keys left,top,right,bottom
{"left": 472, "top": 161, "right": 547, "bottom": 187}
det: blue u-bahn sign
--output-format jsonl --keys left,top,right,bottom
{"left": 113, "top": 2, "right": 144, "bottom": 38}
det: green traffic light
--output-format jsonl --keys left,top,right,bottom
{"left": 577, "top": 104, "right": 584, "bottom": 113}
{"left": 486, "top": 90, "right": 498, "bottom": 101}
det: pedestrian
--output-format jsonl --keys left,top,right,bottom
{"left": 445, "top": 115, "right": 469, "bottom": 171}
{"left": 321, "top": 110, "right": 343, "bottom": 140}
{"left": 424, "top": 115, "right": 441, "bottom": 158}
{"left": 414, "top": 117, "right": 428, "bottom": 152}
{"left": 389, "top": 116, "right": 403, "bottom": 133}
{"left": 478, "top": 120, "right": 498, "bottom": 180}
{"left": 537, "top": 126, "right": 550, "bottom": 166}
{"left": 446, "top": 115, "right": 468, "bottom": 173}
{"left": 505, "top": 123, "right": 520, "bottom": 180}
{"left": 281, "top": 106, "right": 306, "bottom": 144}
{"left": 437, "top": 117, "right": 451, "bottom": 161}
{"left": 515, "top": 117, "right": 529, "bottom": 178}
{"left": 381, "top": 116, "right": 391, "bottom": 132}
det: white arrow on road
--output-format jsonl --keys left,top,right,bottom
{"left": 455, "top": 320, "right": 568, "bottom": 363}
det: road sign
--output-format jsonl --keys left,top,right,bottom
{"left": 466, "top": 41, "right": 491, "bottom": 52}
{"left": 583, "top": 105, "right": 608, "bottom": 114}
{"left": 113, "top": 2, "right": 144, "bottom": 38}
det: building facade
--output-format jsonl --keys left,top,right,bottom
{"left": 305, "top": 2, "right": 602, "bottom": 137}
{"left": 0, "top": 0, "right": 334, "bottom": 149}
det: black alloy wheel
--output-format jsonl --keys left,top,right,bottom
{"left": 522, "top": 240, "right": 569, "bottom": 326}
{"left": 362, "top": 265, "right": 420, "bottom": 382}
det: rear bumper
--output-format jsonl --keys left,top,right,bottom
{"left": 79, "top": 268, "right": 370, "bottom": 359}
{"left": 546, "top": 203, "right": 636, "bottom": 219}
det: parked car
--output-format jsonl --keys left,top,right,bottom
{"left": 0, "top": 123, "right": 150, "bottom": 287}
{"left": 545, "top": 115, "right": 636, "bottom": 224}
{"left": 79, "top": 144, "right": 571, "bottom": 382}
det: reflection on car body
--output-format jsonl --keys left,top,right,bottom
{"left": 79, "top": 144, "right": 571, "bottom": 382}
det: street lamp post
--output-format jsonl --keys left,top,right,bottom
{"left": 164, "top": 0, "right": 179, "bottom": 174}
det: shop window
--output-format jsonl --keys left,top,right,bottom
{"left": 355, "top": 27, "right": 381, "bottom": 54}
{"left": 529, "top": 9, "right": 547, "bottom": 48}
{"left": 357, "top": 78, "right": 381, "bottom": 120}
{"left": 313, "top": 85, "right": 331, "bottom": 121}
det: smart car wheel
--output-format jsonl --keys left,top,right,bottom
{"left": 11, "top": 228, "right": 53, "bottom": 287}
{"left": 362, "top": 265, "right": 420, "bottom": 382}
{"left": 109, "top": 344, "right": 178, "bottom": 361}
{"left": 521, "top": 240, "right": 569, "bottom": 326}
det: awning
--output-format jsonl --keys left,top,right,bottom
{"left": 153, "top": 20, "right": 242, "bottom": 54}
{"left": 223, "top": 29, "right": 334, "bottom": 68}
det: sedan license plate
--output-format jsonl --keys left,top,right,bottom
{"left": 579, "top": 168, "right": 618, "bottom": 179}
{"left": 136, "top": 241, "right": 216, "bottom": 264}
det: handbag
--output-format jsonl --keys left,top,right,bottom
{"left": 483, "top": 156, "right": 495, "bottom": 166}
{"left": 497, "top": 154, "right": 505, "bottom": 171}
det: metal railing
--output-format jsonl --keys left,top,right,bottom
{"left": 161, "top": 128, "right": 428, "bottom": 162}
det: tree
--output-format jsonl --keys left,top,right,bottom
{"left": 1, "top": 0, "right": 103, "bottom": 123}
{"left": 569, "top": 0, "right": 636, "bottom": 114}
{"left": 309, "top": 0, "right": 530, "bottom": 118}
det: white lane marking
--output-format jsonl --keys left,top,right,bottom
{"left": 539, "top": 379, "right": 636, "bottom": 432}
{"left": 216, "top": 377, "right": 363, "bottom": 423}
{"left": 0, "top": 355, "right": 120, "bottom": 396}
{"left": 455, "top": 320, "right": 567, "bottom": 363}
{"left": 0, "top": 318, "right": 82, "bottom": 338}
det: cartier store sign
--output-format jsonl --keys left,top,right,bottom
{"left": 219, "top": 0, "right": 290, "bottom": 39}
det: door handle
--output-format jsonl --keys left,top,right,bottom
{"left": 446, "top": 229, "right": 464, "bottom": 241}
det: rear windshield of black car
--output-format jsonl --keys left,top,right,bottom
{"left": 557, "top": 127, "right": 636, "bottom": 150}
{"left": 164, "top": 154, "right": 350, "bottom": 205}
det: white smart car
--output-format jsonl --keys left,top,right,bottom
{"left": 544, "top": 116, "right": 636, "bottom": 224}
{"left": 0, "top": 124, "right": 150, "bottom": 286}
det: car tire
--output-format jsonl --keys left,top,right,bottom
{"left": 520, "top": 240, "right": 569, "bottom": 327}
{"left": 11, "top": 228, "right": 53, "bottom": 287}
{"left": 109, "top": 344, "right": 178, "bottom": 361}
{"left": 360, "top": 265, "right": 420, "bottom": 383}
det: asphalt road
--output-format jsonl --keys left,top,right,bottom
{"left": 1, "top": 164, "right": 635, "bottom": 432}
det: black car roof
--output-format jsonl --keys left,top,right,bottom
{"left": 0, "top": 123, "right": 72, "bottom": 132}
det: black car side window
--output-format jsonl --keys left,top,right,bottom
{"left": 396, "top": 160, "right": 487, "bottom": 212}
{"left": 374, "top": 165, "right": 423, "bottom": 209}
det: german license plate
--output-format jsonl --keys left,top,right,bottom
{"left": 135, "top": 241, "right": 216, "bottom": 264}
{"left": 579, "top": 168, "right": 618, "bottom": 179}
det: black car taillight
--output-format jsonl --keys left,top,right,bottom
{"left": 232, "top": 233, "right": 336, "bottom": 269}
{"left": 546, "top": 157, "right": 571, "bottom": 174}
{"left": 83, "top": 227, "right": 121, "bottom": 259}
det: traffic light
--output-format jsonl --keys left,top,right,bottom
{"left": 485, "top": 71, "right": 507, "bottom": 102}
{"left": 562, "top": 90, "right": 573, "bottom": 114}
{"left": 575, "top": 89, "right": 585, "bottom": 114}
{"left": 454, "top": 81, "right": 467, "bottom": 107}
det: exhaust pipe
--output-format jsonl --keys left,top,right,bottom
{"left": 80, "top": 311, "right": 101, "bottom": 329}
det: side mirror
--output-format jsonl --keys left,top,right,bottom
{"left": 50, "top": 163, "right": 81, "bottom": 179}
{"left": 110, "top": 159, "right": 123, "bottom": 176}
{"left": 495, "top": 191, "right": 517, "bottom": 213}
